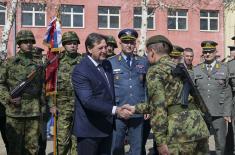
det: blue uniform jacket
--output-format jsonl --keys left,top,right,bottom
{"left": 109, "top": 53, "right": 148, "bottom": 117}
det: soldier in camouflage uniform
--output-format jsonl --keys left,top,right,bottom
{"left": 106, "top": 35, "right": 118, "bottom": 58}
{"left": 193, "top": 41, "right": 233, "bottom": 155}
{"left": 127, "top": 35, "right": 210, "bottom": 155}
{"left": 0, "top": 30, "right": 44, "bottom": 155}
{"left": 50, "top": 31, "right": 82, "bottom": 155}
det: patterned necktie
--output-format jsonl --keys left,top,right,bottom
{"left": 126, "top": 55, "right": 131, "bottom": 67}
{"left": 97, "top": 64, "right": 110, "bottom": 88}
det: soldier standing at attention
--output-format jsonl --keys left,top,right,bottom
{"left": 106, "top": 35, "right": 118, "bottom": 58}
{"left": 0, "top": 30, "right": 44, "bottom": 155}
{"left": 193, "top": 41, "right": 233, "bottom": 155}
{"left": 49, "top": 31, "right": 82, "bottom": 155}
{"left": 109, "top": 29, "right": 148, "bottom": 155}
{"left": 125, "top": 35, "right": 210, "bottom": 154}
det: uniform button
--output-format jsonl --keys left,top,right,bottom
{"left": 130, "top": 94, "right": 133, "bottom": 97}
{"left": 129, "top": 78, "right": 131, "bottom": 80}
{"left": 130, "top": 85, "right": 132, "bottom": 88}
{"left": 208, "top": 90, "right": 210, "bottom": 92}
{"left": 208, "top": 96, "right": 210, "bottom": 98}
{"left": 208, "top": 84, "right": 210, "bottom": 86}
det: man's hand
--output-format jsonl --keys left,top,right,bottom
{"left": 157, "top": 144, "right": 169, "bottom": 155}
{"left": 9, "top": 97, "right": 21, "bottom": 106}
{"left": 122, "top": 104, "right": 135, "bottom": 114}
{"left": 116, "top": 104, "right": 134, "bottom": 119}
{"left": 224, "top": 116, "right": 231, "bottom": 123}
{"left": 144, "top": 114, "right": 150, "bottom": 120}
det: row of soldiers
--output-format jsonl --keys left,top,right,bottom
{"left": 0, "top": 30, "right": 83, "bottom": 155}
{"left": 0, "top": 28, "right": 234, "bottom": 155}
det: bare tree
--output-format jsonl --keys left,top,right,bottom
{"left": 137, "top": 0, "right": 235, "bottom": 55}
{"left": 0, "top": 0, "right": 18, "bottom": 60}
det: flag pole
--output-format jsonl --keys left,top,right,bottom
{"left": 53, "top": 5, "right": 61, "bottom": 155}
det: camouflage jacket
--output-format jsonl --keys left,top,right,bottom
{"left": 0, "top": 50, "right": 44, "bottom": 117}
{"left": 52, "top": 51, "right": 81, "bottom": 109}
{"left": 135, "top": 55, "right": 209, "bottom": 145}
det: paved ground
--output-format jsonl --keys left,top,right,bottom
{"left": 0, "top": 132, "right": 216, "bottom": 155}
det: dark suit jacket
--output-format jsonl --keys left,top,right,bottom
{"left": 72, "top": 56, "right": 115, "bottom": 137}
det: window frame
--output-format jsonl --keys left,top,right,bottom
{"left": 0, "top": 3, "right": 6, "bottom": 26}
{"left": 133, "top": 7, "right": 155, "bottom": 30}
{"left": 200, "top": 10, "right": 219, "bottom": 32}
{"left": 167, "top": 9, "right": 188, "bottom": 31}
{"left": 60, "top": 4, "right": 85, "bottom": 28}
{"left": 21, "top": 3, "right": 47, "bottom": 27}
{"left": 98, "top": 6, "right": 120, "bottom": 29}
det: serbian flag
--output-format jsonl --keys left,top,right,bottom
{"left": 43, "top": 16, "right": 62, "bottom": 96}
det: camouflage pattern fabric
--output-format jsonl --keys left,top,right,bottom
{"left": 6, "top": 116, "right": 40, "bottom": 155}
{"left": 0, "top": 50, "right": 44, "bottom": 155}
{"left": 0, "top": 50, "right": 44, "bottom": 117}
{"left": 135, "top": 55, "right": 209, "bottom": 153}
{"left": 55, "top": 51, "right": 81, "bottom": 155}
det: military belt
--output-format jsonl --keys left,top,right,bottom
{"left": 168, "top": 104, "right": 197, "bottom": 116}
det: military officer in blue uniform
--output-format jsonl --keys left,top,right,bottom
{"left": 109, "top": 29, "right": 148, "bottom": 155}
{"left": 193, "top": 41, "right": 233, "bottom": 155}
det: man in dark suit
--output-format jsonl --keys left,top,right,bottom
{"left": 72, "top": 33, "right": 131, "bottom": 155}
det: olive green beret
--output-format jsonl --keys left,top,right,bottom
{"left": 146, "top": 35, "right": 173, "bottom": 52}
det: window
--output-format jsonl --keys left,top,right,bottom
{"left": 133, "top": 7, "right": 155, "bottom": 29}
{"left": 0, "top": 4, "right": 6, "bottom": 26}
{"left": 167, "top": 9, "right": 188, "bottom": 30}
{"left": 98, "top": 6, "right": 120, "bottom": 29}
{"left": 21, "top": 3, "right": 46, "bottom": 27}
{"left": 200, "top": 10, "right": 219, "bottom": 31}
{"left": 61, "top": 5, "right": 84, "bottom": 28}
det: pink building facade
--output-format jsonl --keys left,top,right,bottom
{"left": 0, "top": 0, "right": 224, "bottom": 64}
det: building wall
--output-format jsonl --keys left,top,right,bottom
{"left": 224, "top": 5, "right": 235, "bottom": 57}
{"left": 0, "top": 0, "right": 225, "bottom": 64}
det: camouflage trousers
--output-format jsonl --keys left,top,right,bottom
{"left": 57, "top": 108, "right": 77, "bottom": 155}
{"left": 168, "top": 138, "right": 209, "bottom": 155}
{"left": 6, "top": 116, "right": 40, "bottom": 155}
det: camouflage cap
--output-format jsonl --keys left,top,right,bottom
{"left": 201, "top": 40, "right": 217, "bottom": 52}
{"left": 169, "top": 45, "right": 184, "bottom": 57}
{"left": 146, "top": 35, "right": 173, "bottom": 52}
{"left": 16, "top": 30, "right": 36, "bottom": 45}
{"left": 62, "top": 31, "right": 80, "bottom": 46}
{"left": 118, "top": 29, "right": 138, "bottom": 41}
{"left": 106, "top": 35, "right": 118, "bottom": 48}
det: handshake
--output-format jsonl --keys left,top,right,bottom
{"left": 115, "top": 104, "right": 135, "bottom": 119}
